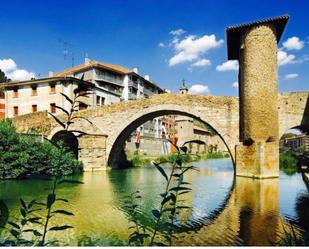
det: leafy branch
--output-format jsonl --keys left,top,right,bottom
{"left": 125, "top": 139, "right": 204, "bottom": 246}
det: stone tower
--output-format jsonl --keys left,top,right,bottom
{"left": 226, "top": 15, "right": 289, "bottom": 178}
{"left": 179, "top": 80, "right": 189, "bottom": 94}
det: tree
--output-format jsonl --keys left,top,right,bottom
{"left": 0, "top": 69, "right": 8, "bottom": 83}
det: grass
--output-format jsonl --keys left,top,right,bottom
{"left": 127, "top": 150, "right": 230, "bottom": 167}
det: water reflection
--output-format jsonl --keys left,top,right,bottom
{"left": 0, "top": 158, "right": 308, "bottom": 246}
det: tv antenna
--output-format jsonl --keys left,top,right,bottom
{"left": 59, "top": 39, "right": 76, "bottom": 67}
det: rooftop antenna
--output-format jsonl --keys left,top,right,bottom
{"left": 58, "top": 39, "right": 75, "bottom": 67}
{"left": 71, "top": 52, "right": 75, "bottom": 67}
{"left": 58, "top": 39, "right": 70, "bottom": 60}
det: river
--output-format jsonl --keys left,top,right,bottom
{"left": 0, "top": 158, "right": 308, "bottom": 246}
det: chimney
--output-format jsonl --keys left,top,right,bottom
{"left": 132, "top": 67, "right": 139, "bottom": 74}
{"left": 48, "top": 71, "right": 54, "bottom": 77}
{"left": 144, "top": 75, "right": 150, "bottom": 81}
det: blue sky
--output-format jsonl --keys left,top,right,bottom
{"left": 0, "top": 0, "right": 308, "bottom": 96}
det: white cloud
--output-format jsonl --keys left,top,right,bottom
{"left": 0, "top": 58, "right": 35, "bottom": 81}
{"left": 282, "top": 36, "right": 304, "bottom": 50}
{"left": 170, "top": 29, "right": 186, "bottom": 36}
{"left": 0, "top": 59, "right": 17, "bottom": 72}
{"left": 216, "top": 60, "right": 239, "bottom": 71}
{"left": 278, "top": 50, "right": 296, "bottom": 66}
{"left": 189, "top": 84, "right": 210, "bottom": 95}
{"left": 232, "top": 81, "right": 239, "bottom": 88}
{"left": 6, "top": 69, "right": 36, "bottom": 81}
{"left": 191, "top": 59, "right": 211, "bottom": 67}
{"left": 158, "top": 42, "right": 165, "bottom": 48}
{"left": 169, "top": 34, "right": 223, "bottom": 66}
{"left": 284, "top": 73, "right": 298, "bottom": 80}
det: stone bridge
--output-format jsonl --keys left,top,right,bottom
{"left": 12, "top": 91, "right": 309, "bottom": 177}
{"left": 10, "top": 16, "right": 309, "bottom": 178}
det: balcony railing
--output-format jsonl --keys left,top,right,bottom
{"left": 128, "top": 80, "right": 138, "bottom": 89}
{"left": 95, "top": 75, "right": 123, "bottom": 86}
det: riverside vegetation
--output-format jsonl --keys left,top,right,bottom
{"left": 0, "top": 119, "right": 82, "bottom": 180}
{"left": 127, "top": 150, "right": 229, "bottom": 167}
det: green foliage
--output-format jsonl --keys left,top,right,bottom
{"left": 125, "top": 140, "right": 204, "bottom": 246}
{"left": 0, "top": 200, "right": 9, "bottom": 228}
{"left": 77, "top": 235, "right": 127, "bottom": 246}
{"left": 279, "top": 146, "right": 298, "bottom": 176}
{"left": 157, "top": 152, "right": 200, "bottom": 164}
{"left": 0, "top": 119, "right": 82, "bottom": 179}
{"left": 0, "top": 69, "right": 8, "bottom": 83}
{"left": 127, "top": 151, "right": 151, "bottom": 167}
{"left": 204, "top": 151, "right": 230, "bottom": 159}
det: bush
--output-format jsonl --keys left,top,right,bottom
{"left": 204, "top": 151, "right": 229, "bottom": 159}
{"left": 0, "top": 119, "right": 82, "bottom": 179}
{"left": 128, "top": 151, "right": 151, "bottom": 167}
{"left": 279, "top": 147, "right": 298, "bottom": 175}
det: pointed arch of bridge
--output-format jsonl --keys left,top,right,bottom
{"left": 107, "top": 104, "right": 236, "bottom": 169}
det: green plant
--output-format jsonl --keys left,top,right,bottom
{"left": 125, "top": 139, "right": 205, "bottom": 246}
{"left": 279, "top": 146, "right": 298, "bottom": 175}
{"left": 204, "top": 151, "right": 229, "bottom": 159}
{"left": 0, "top": 119, "right": 82, "bottom": 179}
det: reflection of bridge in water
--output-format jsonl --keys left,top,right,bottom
{"left": 176, "top": 177, "right": 281, "bottom": 246}
{"left": 107, "top": 166, "right": 300, "bottom": 246}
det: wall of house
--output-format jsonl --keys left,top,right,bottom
{"left": 5, "top": 82, "right": 95, "bottom": 118}
{"left": 0, "top": 98, "right": 5, "bottom": 119}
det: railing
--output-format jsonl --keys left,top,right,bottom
{"left": 128, "top": 80, "right": 138, "bottom": 89}
{"left": 143, "top": 88, "right": 156, "bottom": 96}
{"left": 95, "top": 75, "right": 123, "bottom": 86}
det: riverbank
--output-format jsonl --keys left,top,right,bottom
{"left": 127, "top": 151, "right": 230, "bottom": 167}
{"left": 303, "top": 173, "right": 309, "bottom": 191}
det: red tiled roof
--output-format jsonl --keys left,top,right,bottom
{"left": 54, "top": 60, "right": 131, "bottom": 76}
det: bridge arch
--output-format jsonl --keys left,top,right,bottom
{"left": 51, "top": 130, "right": 79, "bottom": 158}
{"left": 106, "top": 104, "right": 236, "bottom": 168}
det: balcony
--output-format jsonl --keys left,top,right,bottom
{"left": 128, "top": 80, "right": 138, "bottom": 89}
{"left": 95, "top": 75, "right": 123, "bottom": 87}
{"left": 143, "top": 88, "right": 156, "bottom": 97}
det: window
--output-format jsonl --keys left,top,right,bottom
{"left": 13, "top": 106, "right": 18, "bottom": 116}
{"left": 101, "top": 97, "right": 105, "bottom": 105}
{"left": 96, "top": 96, "right": 101, "bottom": 106}
{"left": 50, "top": 103, "right": 56, "bottom": 113}
{"left": 50, "top": 84, "right": 56, "bottom": 94}
{"left": 32, "top": 104, "right": 37, "bottom": 113}
{"left": 13, "top": 88, "right": 18, "bottom": 98}
{"left": 79, "top": 102, "right": 87, "bottom": 110}
{"left": 31, "top": 85, "right": 37, "bottom": 96}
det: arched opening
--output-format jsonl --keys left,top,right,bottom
{"left": 107, "top": 110, "right": 235, "bottom": 169}
{"left": 279, "top": 126, "right": 309, "bottom": 176}
{"left": 51, "top": 130, "right": 79, "bottom": 158}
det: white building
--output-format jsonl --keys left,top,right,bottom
{"left": 53, "top": 58, "right": 164, "bottom": 105}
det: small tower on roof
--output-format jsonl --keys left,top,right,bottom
{"left": 179, "top": 79, "right": 189, "bottom": 94}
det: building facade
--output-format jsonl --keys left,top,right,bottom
{"left": 2, "top": 77, "right": 94, "bottom": 118}
{"left": 53, "top": 58, "right": 164, "bottom": 104}
{"left": 0, "top": 89, "right": 4, "bottom": 119}
{"left": 282, "top": 135, "right": 309, "bottom": 152}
